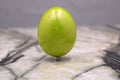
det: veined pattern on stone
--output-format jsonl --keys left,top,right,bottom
{"left": 0, "top": 26, "right": 120, "bottom": 80}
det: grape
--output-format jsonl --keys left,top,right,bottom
{"left": 38, "top": 7, "right": 76, "bottom": 58}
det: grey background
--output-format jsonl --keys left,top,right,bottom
{"left": 0, "top": 0, "right": 120, "bottom": 28}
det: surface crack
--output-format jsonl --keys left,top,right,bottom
{"left": 0, "top": 30, "right": 38, "bottom": 66}
{"left": 72, "top": 64, "right": 106, "bottom": 80}
{"left": 3, "top": 66, "right": 18, "bottom": 80}
{"left": 20, "top": 55, "right": 47, "bottom": 78}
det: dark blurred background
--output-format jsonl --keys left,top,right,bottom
{"left": 0, "top": 0, "right": 120, "bottom": 28}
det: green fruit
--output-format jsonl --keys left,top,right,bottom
{"left": 38, "top": 7, "right": 76, "bottom": 57}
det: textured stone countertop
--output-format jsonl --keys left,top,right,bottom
{"left": 0, "top": 25, "right": 120, "bottom": 80}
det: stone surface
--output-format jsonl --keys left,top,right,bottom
{"left": 0, "top": 25, "right": 120, "bottom": 80}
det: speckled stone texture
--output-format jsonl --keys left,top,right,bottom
{"left": 0, "top": 25, "right": 120, "bottom": 80}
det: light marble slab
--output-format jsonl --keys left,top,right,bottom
{"left": 0, "top": 25, "right": 120, "bottom": 80}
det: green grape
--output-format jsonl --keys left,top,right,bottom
{"left": 38, "top": 7, "right": 76, "bottom": 58}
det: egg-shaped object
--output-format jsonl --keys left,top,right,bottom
{"left": 38, "top": 7, "right": 76, "bottom": 57}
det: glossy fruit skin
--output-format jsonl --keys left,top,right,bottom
{"left": 38, "top": 7, "right": 76, "bottom": 57}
